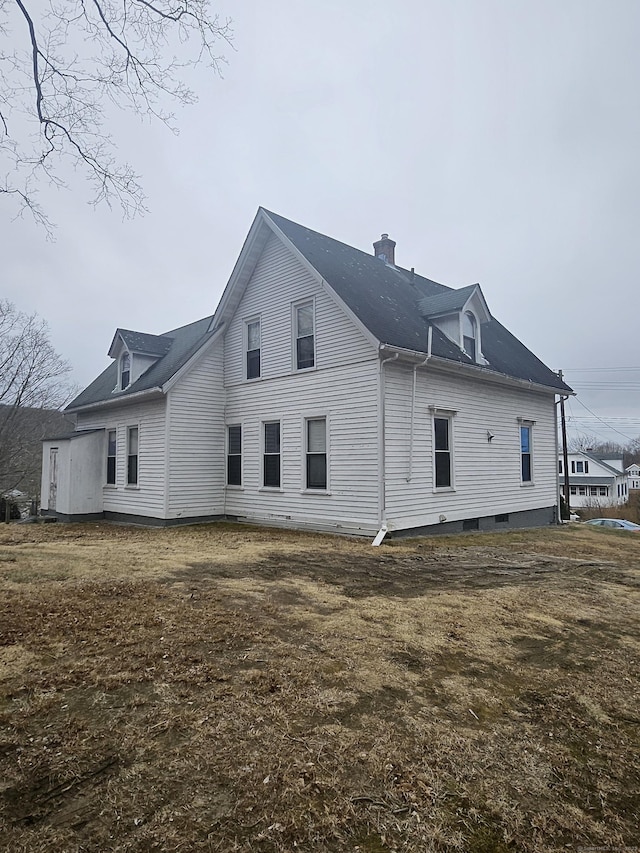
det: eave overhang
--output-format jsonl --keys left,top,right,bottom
{"left": 65, "top": 387, "right": 165, "bottom": 414}
{"left": 378, "top": 343, "right": 574, "bottom": 397}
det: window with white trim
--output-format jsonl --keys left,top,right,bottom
{"left": 246, "top": 319, "right": 261, "bottom": 379}
{"left": 227, "top": 425, "right": 242, "bottom": 486}
{"left": 263, "top": 422, "right": 280, "bottom": 488}
{"left": 520, "top": 424, "right": 532, "bottom": 482}
{"left": 106, "top": 429, "right": 117, "bottom": 485}
{"left": 127, "top": 426, "right": 138, "bottom": 485}
{"left": 434, "top": 416, "right": 452, "bottom": 488}
{"left": 305, "top": 417, "right": 326, "bottom": 489}
{"left": 120, "top": 353, "right": 131, "bottom": 389}
{"left": 295, "top": 302, "right": 315, "bottom": 370}
{"left": 462, "top": 312, "right": 477, "bottom": 361}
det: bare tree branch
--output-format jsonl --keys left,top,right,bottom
{"left": 1, "top": 0, "right": 232, "bottom": 228}
{"left": 0, "top": 299, "right": 76, "bottom": 494}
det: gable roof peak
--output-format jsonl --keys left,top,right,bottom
{"left": 108, "top": 328, "right": 174, "bottom": 359}
{"left": 228, "top": 208, "right": 573, "bottom": 395}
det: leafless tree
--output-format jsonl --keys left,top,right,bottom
{"left": 1, "top": 0, "right": 232, "bottom": 231}
{"left": 0, "top": 299, "right": 75, "bottom": 495}
{"left": 567, "top": 433, "right": 622, "bottom": 453}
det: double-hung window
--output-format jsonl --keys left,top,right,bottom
{"left": 246, "top": 319, "right": 261, "bottom": 379}
{"left": 462, "top": 312, "right": 477, "bottom": 362}
{"left": 106, "top": 429, "right": 117, "bottom": 485}
{"left": 263, "top": 422, "right": 281, "bottom": 488}
{"left": 520, "top": 424, "right": 532, "bottom": 483}
{"left": 127, "top": 426, "right": 139, "bottom": 486}
{"left": 433, "top": 415, "right": 452, "bottom": 488}
{"left": 120, "top": 353, "right": 131, "bottom": 389}
{"left": 227, "top": 425, "right": 242, "bottom": 486}
{"left": 295, "top": 302, "right": 315, "bottom": 370}
{"left": 306, "top": 418, "right": 327, "bottom": 489}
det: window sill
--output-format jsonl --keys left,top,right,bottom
{"left": 301, "top": 488, "right": 330, "bottom": 495}
{"left": 520, "top": 482, "right": 535, "bottom": 487}
{"left": 104, "top": 484, "right": 117, "bottom": 490}
{"left": 125, "top": 485, "right": 140, "bottom": 490}
{"left": 258, "top": 487, "right": 283, "bottom": 493}
{"left": 433, "top": 486, "right": 456, "bottom": 493}
{"left": 294, "top": 365, "right": 317, "bottom": 373}
{"left": 225, "top": 485, "right": 244, "bottom": 491}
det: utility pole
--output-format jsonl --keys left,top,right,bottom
{"left": 558, "top": 370, "right": 571, "bottom": 518}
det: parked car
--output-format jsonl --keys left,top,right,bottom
{"left": 584, "top": 518, "right": 640, "bottom": 531}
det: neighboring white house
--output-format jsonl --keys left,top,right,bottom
{"left": 42, "top": 208, "right": 572, "bottom": 538}
{"left": 626, "top": 464, "right": 640, "bottom": 491}
{"left": 559, "top": 451, "right": 629, "bottom": 508}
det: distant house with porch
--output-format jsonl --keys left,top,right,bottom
{"left": 559, "top": 451, "right": 628, "bottom": 508}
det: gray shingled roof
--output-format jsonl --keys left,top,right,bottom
{"left": 69, "top": 209, "right": 572, "bottom": 412}
{"left": 116, "top": 330, "right": 174, "bottom": 356}
{"left": 264, "top": 210, "right": 572, "bottom": 393}
{"left": 67, "top": 316, "right": 215, "bottom": 411}
{"left": 418, "top": 284, "right": 479, "bottom": 318}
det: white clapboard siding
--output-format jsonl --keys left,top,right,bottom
{"left": 166, "top": 340, "right": 226, "bottom": 518}
{"left": 224, "top": 359, "right": 381, "bottom": 534}
{"left": 76, "top": 399, "right": 167, "bottom": 517}
{"left": 384, "top": 362, "right": 558, "bottom": 530}
{"left": 224, "top": 233, "right": 374, "bottom": 385}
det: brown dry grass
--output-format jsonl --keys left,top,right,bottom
{"left": 1, "top": 521, "right": 639, "bottom": 852}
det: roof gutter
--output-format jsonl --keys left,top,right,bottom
{"left": 65, "top": 387, "right": 164, "bottom": 414}
{"left": 378, "top": 344, "right": 574, "bottom": 397}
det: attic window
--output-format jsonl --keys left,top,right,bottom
{"left": 463, "top": 312, "right": 477, "bottom": 361}
{"left": 120, "top": 353, "right": 131, "bottom": 389}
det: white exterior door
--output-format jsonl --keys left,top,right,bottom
{"left": 49, "top": 448, "right": 58, "bottom": 511}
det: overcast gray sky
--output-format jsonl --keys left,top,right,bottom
{"left": 4, "top": 0, "right": 640, "bottom": 447}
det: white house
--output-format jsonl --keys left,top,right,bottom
{"left": 559, "top": 451, "right": 629, "bottom": 508}
{"left": 42, "top": 209, "right": 572, "bottom": 539}
{"left": 626, "top": 464, "right": 640, "bottom": 491}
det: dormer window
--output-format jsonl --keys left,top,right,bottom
{"left": 418, "top": 284, "right": 490, "bottom": 366}
{"left": 120, "top": 353, "right": 131, "bottom": 389}
{"left": 462, "top": 312, "right": 477, "bottom": 361}
{"left": 108, "top": 328, "right": 174, "bottom": 395}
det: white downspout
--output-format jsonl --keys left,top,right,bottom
{"left": 554, "top": 396, "right": 561, "bottom": 524}
{"left": 406, "top": 327, "right": 432, "bottom": 483}
{"left": 373, "top": 351, "right": 399, "bottom": 546}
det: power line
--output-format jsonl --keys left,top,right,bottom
{"left": 572, "top": 397, "right": 636, "bottom": 442}
{"left": 563, "top": 367, "right": 640, "bottom": 372}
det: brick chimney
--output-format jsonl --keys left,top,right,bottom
{"left": 373, "top": 233, "right": 396, "bottom": 265}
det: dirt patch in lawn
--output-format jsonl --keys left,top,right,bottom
{"left": 0, "top": 521, "right": 639, "bottom": 852}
